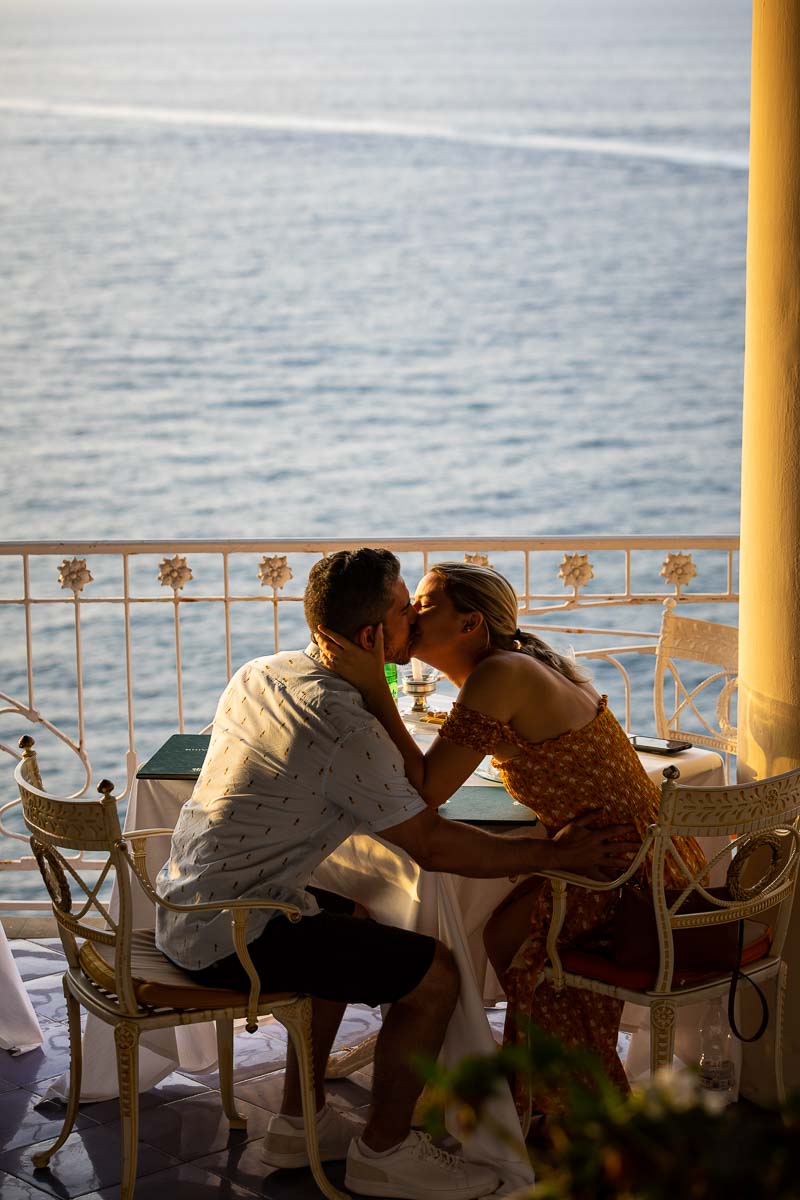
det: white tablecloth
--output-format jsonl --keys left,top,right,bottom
{"left": 46, "top": 737, "right": 724, "bottom": 1190}
{"left": 0, "top": 922, "right": 44, "bottom": 1054}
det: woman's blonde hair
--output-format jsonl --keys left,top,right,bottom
{"left": 427, "top": 562, "right": 590, "bottom": 684}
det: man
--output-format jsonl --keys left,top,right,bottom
{"left": 156, "top": 548, "right": 636, "bottom": 1200}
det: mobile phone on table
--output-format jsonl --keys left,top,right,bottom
{"left": 629, "top": 735, "right": 693, "bottom": 755}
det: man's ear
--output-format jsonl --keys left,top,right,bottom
{"left": 355, "top": 625, "right": 376, "bottom": 650}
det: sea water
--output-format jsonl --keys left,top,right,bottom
{"left": 1, "top": 0, "right": 750, "bottom": 539}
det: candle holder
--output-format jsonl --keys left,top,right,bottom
{"left": 401, "top": 670, "right": 439, "bottom": 713}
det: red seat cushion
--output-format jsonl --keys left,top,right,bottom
{"left": 559, "top": 921, "right": 772, "bottom": 990}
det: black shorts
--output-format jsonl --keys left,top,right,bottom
{"left": 191, "top": 887, "right": 437, "bottom": 1008}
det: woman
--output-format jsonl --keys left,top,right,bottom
{"left": 318, "top": 561, "right": 706, "bottom": 1128}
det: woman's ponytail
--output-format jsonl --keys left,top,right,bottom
{"left": 513, "top": 628, "right": 589, "bottom": 685}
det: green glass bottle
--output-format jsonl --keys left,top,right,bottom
{"left": 383, "top": 662, "right": 399, "bottom": 701}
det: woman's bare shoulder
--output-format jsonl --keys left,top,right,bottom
{"left": 464, "top": 650, "right": 525, "bottom": 686}
{"left": 459, "top": 652, "right": 547, "bottom": 719}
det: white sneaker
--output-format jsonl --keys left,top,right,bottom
{"left": 345, "top": 1130, "right": 500, "bottom": 1199}
{"left": 262, "top": 1103, "right": 366, "bottom": 1168}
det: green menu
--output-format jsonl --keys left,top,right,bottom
{"left": 136, "top": 734, "right": 211, "bottom": 779}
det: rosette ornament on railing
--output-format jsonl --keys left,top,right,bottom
{"left": 158, "top": 555, "right": 193, "bottom": 731}
{"left": 157, "top": 554, "right": 193, "bottom": 593}
{"left": 463, "top": 552, "right": 492, "bottom": 569}
{"left": 558, "top": 552, "right": 595, "bottom": 601}
{"left": 258, "top": 555, "right": 293, "bottom": 649}
{"left": 58, "top": 557, "right": 93, "bottom": 594}
{"left": 660, "top": 551, "right": 697, "bottom": 597}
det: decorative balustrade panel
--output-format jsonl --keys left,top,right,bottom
{"left": 0, "top": 536, "right": 738, "bottom": 909}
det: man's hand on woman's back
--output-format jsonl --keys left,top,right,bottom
{"left": 550, "top": 809, "right": 640, "bottom": 881}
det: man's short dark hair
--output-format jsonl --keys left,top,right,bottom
{"left": 304, "top": 548, "right": 401, "bottom": 641}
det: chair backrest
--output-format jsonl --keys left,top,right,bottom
{"left": 14, "top": 735, "right": 140, "bottom": 1013}
{"left": 653, "top": 602, "right": 738, "bottom": 755}
{"left": 648, "top": 763, "right": 800, "bottom": 992}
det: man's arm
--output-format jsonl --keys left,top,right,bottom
{"left": 379, "top": 806, "right": 640, "bottom": 882}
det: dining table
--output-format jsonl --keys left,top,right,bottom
{"left": 44, "top": 705, "right": 726, "bottom": 1191}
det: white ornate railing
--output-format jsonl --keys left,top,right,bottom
{"left": 0, "top": 536, "right": 738, "bottom": 909}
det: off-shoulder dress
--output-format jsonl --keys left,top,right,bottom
{"left": 438, "top": 695, "right": 707, "bottom": 1120}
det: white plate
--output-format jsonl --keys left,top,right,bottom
{"left": 474, "top": 759, "right": 503, "bottom": 784}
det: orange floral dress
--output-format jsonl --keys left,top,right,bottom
{"left": 439, "top": 695, "right": 707, "bottom": 1121}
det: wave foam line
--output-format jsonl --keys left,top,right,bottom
{"left": 0, "top": 98, "right": 749, "bottom": 171}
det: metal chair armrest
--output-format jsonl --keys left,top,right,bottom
{"left": 122, "top": 840, "right": 303, "bottom": 919}
{"left": 124, "top": 829, "right": 177, "bottom": 892}
{"left": 228, "top": 908, "right": 295, "bottom": 1031}
{"left": 540, "top": 833, "right": 654, "bottom": 989}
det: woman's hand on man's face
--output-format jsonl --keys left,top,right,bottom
{"left": 317, "top": 623, "right": 389, "bottom": 698}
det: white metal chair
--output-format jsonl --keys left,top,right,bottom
{"left": 653, "top": 601, "right": 738, "bottom": 763}
{"left": 13, "top": 735, "right": 348, "bottom": 1200}
{"left": 541, "top": 764, "right": 800, "bottom": 1096}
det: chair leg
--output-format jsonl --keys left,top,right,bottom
{"left": 31, "top": 980, "right": 83, "bottom": 1169}
{"left": 277, "top": 998, "right": 350, "bottom": 1200}
{"left": 774, "top": 962, "right": 788, "bottom": 1105}
{"left": 216, "top": 1018, "right": 247, "bottom": 1129}
{"left": 114, "top": 1021, "right": 140, "bottom": 1200}
{"left": 650, "top": 1001, "right": 676, "bottom": 1077}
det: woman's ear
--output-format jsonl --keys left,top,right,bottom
{"left": 462, "top": 612, "right": 482, "bottom": 634}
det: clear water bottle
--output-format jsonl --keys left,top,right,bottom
{"left": 698, "top": 997, "right": 737, "bottom": 1104}
{"left": 383, "top": 663, "right": 399, "bottom": 701}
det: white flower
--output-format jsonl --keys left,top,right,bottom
{"left": 258, "top": 555, "right": 293, "bottom": 590}
{"left": 636, "top": 1067, "right": 704, "bottom": 1116}
{"left": 158, "top": 555, "right": 193, "bottom": 592}
{"left": 699, "top": 1087, "right": 730, "bottom": 1116}
{"left": 58, "top": 557, "right": 93, "bottom": 594}
{"left": 658, "top": 1068, "right": 698, "bottom": 1112}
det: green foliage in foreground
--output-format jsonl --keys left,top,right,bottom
{"left": 417, "top": 1026, "right": 800, "bottom": 1199}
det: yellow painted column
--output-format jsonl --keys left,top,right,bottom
{"left": 738, "top": 0, "right": 800, "bottom": 1102}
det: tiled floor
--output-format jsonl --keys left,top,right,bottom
{"left": 0, "top": 939, "right": 379, "bottom": 1199}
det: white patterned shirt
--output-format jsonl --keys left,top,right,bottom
{"left": 155, "top": 645, "right": 426, "bottom": 969}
